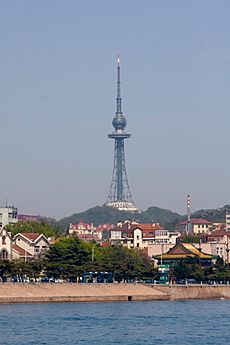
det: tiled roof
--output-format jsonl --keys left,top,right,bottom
{"left": 183, "top": 243, "right": 209, "bottom": 257}
{"left": 137, "top": 224, "right": 165, "bottom": 231}
{"left": 177, "top": 218, "right": 212, "bottom": 226}
{"left": 77, "top": 234, "right": 98, "bottom": 240}
{"left": 19, "top": 233, "right": 41, "bottom": 241}
{"left": 114, "top": 223, "right": 165, "bottom": 232}
{"left": 18, "top": 214, "right": 39, "bottom": 222}
{"left": 12, "top": 244, "right": 32, "bottom": 257}
{"left": 208, "top": 230, "right": 230, "bottom": 238}
{"left": 155, "top": 242, "right": 213, "bottom": 260}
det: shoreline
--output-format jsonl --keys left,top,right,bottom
{"left": 0, "top": 283, "right": 230, "bottom": 304}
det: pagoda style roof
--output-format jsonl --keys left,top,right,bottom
{"left": 155, "top": 242, "right": 214, "bottom": 260}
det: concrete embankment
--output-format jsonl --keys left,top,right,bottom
{"left": 0, "top": 283, "right": 230, "bottom": 303}
{"left": 0, "top": 283, "right": 169, "bottom": 303}
{"left": 154, "top": 284, "right": 230, "bottom": 300}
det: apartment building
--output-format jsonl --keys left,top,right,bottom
{"left": 226, "top": 214, "right": 230, "bottom": 231}
{"left": 0, "top": 206, "right": 18, "bottom": 228}
{"left": 110, "top": 221, "right": 181, "bottom": 249}
{"left": 176, "top": 218, "right": 213, "bottom": 235}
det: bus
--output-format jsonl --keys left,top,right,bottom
{"left": 82, "top": 271, "right": 113, "bottom": 283}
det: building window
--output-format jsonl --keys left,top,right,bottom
{"left": 2, "top": 236, "right": 6, "bottom": 245}
{"left": 137, "top": 243, "right": 139, "bottom": 247}
{"left": 137, "top": 235, "right": 139, "bottom": 240}
{"left": 0, "top": 250, "right": 8, "bottom": 260}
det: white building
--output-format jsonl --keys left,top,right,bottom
{"left": 0, "top": 228, "right": 12, "bottom": 260}
{"left": 13, "top": 232, "right": 49, "bottom": 259}
{"left": 69, "top": 221, "right": 111, "bottom": 241}
{"left": 110, "top": 221, "right": 181, "bottom": 249}
{"left": 0, "top": 206, "right": 18, "bottom": 229}
{"left": 226, "top": 214, "right": 230, "bottom": 231}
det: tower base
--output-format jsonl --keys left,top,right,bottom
{"left": 106, "top": 201, "right": 138, "bottom": 212}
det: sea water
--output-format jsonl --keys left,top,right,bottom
{"left": 0, "top": 300, "right": 230, "bottom": 344}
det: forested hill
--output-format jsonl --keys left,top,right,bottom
{"left": 192, "top": 205, "right": 230, "bottom": 223}
{"left": 56, "top": 204, "right": 230, "bottom": 232}
{"left": 56, "top": 206, "right": 182, "bottom": 231}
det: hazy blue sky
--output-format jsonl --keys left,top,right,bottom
{"left": 0, "top": 0, "right": 229, "bottom": 219}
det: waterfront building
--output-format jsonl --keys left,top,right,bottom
{"left": 110, "top": 220, "right": 181, "bottom": 249}
{"left": 176, "top": 218, "right": 213, "bottom": 235}
{"left": 69, "top": 221, "right": 113, "bottom": 241}
{"left": 105, "top": 56, "right": 137, "bottom": 212}
{"left": 199, "top": 229, "right": 230, "bottom": 264}
{"left": 12, "top": 243, "right": 32, "bottom": 260}
{"left": 69, "top": 221, "right": 96, "bottom": 237}
{"left": 148, "top": 230, "right": 230, "bottom": 265}
{"left": 69, "top": 221, "right": 100, "bottom": 241}
{"left": 0, "top": 206, "right": 18, "bottom": 228}
{"left": 226, "top": 214, "right": 230, "bottom": 231}
{"left": 12, "top": 232, "right": 49, "bottom": 259}
{"left": 0, "top": 228, "right": 12, "bottom": 260}
{"left": 154, "top": 242, "right": 214, "bottom": 266}
{"left": 18, "top": 214, "right": 40, "bottom": 222}
{"left": 146, "top": 243, "right": 176, "bottom": 259}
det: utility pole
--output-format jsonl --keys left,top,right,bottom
{"left": 187, "top": 195, "right": 192, "bottom": 235}
{"left": 226, "top": 235, "right": 229, "bottom": 267}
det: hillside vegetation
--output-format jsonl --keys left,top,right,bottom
{"left": 56, "top": 204, "right": 230, "bottom": 232}
{"left": 192, "top": 205, "right": 230, "bottom": 223}
{"left": 56, "top": 206, "right": 182, "bottom": 231}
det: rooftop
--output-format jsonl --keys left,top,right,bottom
{"left": 17, "top": 232, "right": 41, "bottom": 241}
{"left": 12, "top": 244, "right": 32, "bottom": 257}
{"left": 177, "top": 218, "right": 213, "bottom": 226}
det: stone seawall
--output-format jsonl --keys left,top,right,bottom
{"left": 0, "top": 283, "right": 169, "bottom": 303}
{"left": 154, "top": 285, "right": 230, "bottom": 300}
{"left": 0, "top": 283, "right": 230, "bottom": 303}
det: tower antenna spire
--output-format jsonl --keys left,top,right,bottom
{"left": 116, "top": 54, "right": 122, "bottom": 114}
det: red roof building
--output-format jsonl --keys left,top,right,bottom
{"left": 176, "top": 218, "right": 213, "bottom": 235}
{"left": 13, "top": 232, "right": 49, "bottom": 259}
{"left": 110, "top": 221, "right": 181, "bottom": 249}
{"left": 207, "top": 229, "right": 230, "bottom": 243}
{"left": 69, "top": 221, "right": 114, "bottom": 242}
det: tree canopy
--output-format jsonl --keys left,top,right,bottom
{"left": 5, "top": 221, "right": 59, "bottom": 238}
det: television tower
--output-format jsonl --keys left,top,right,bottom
{"left": 105, "top": 56, "right": 138, "bottom": 212}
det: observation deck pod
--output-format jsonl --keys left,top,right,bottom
{"left": 108, "top": 132, "right": 131, "bottom": 139}
{"left": 106, "top": 201, "right": 138, "bottom": 212}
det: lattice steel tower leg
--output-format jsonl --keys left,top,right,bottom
{"left": 105, "top": 56, "right": 138, "bottom": 212}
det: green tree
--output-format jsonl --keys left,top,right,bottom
{"left": 0, "top": 260, "right": 12, "bottom": 281}
{"left": 45, "top": 237, "right": 92, "bottom": 280}
{"left": 5, "top": 221, "right": 57, "bottom": 237}
{"left": 182, "top": 235, "right": 200, "bottom": 243}
{"left": 100, "top": 246, "right": 157, "bottom": 282}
